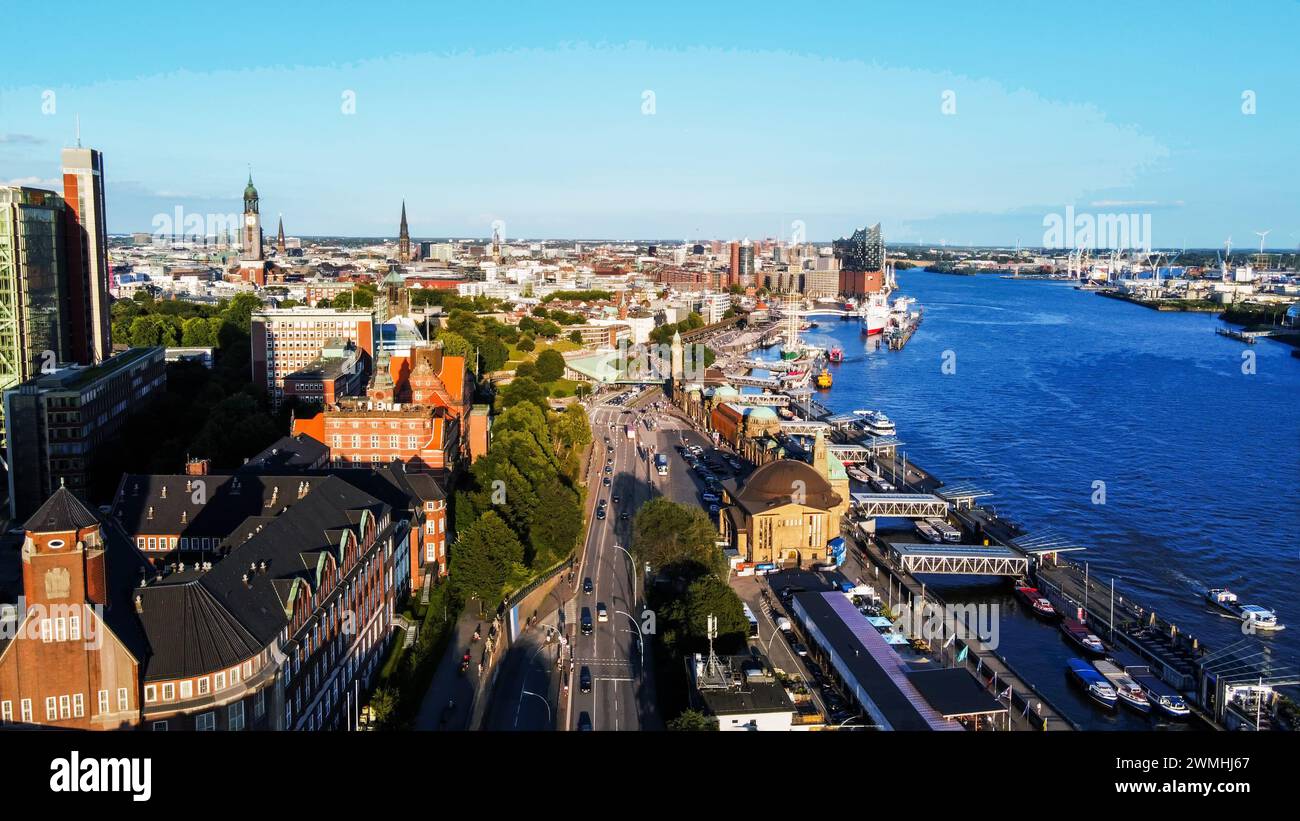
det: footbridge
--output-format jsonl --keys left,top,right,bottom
{"left": 849, "top": 492, "right": 950, "bottom": 519}
{"left": 886, "top": 541, "right": 1029, "bottom": 577}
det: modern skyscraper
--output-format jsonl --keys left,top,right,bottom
{"left": 728, "top": 240, "right": 740, "bottom": 287}
{"left": 398, "top": 201, "right": 411, "bottom": 263}
{"left": 61, "top": 147, "right": 112, "bottom": 365}
{"left": 738, "top": 238, "right": 755, "bottom": 285}
{"left": 0, "top": 185, "right": 71, "bottom": 447}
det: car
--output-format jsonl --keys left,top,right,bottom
{"left": 579, "top": 666, "right": 592, "bottom": 693}
{"left": 708, "top": 504, "right": 719, "bottom": 515}
{"left": 583, "top": 577, "right": 593, "bottom": 594}
{"left": 620, "top": 511, "right": 629, "bottom": 520}
{"left": 604, "top": 465, "right": 612, "bottom": 474}
{"left": 701, "top": 492, "right": 719, "bottom": 504}
{"left": 581, "top": 608, "right": 593, "bottom": 635}
{"left": 577, "top": 711, "right": 593, "bottom": 731}
{"left": 602, "top": 476, "right": 610, "bottom": 486}
{"left": 792, "top": 641, "right": 809, "bottom": 657}
{"left": 596, "top": 508, "right": 606, "bottom": 519}
{"left": 597, "top": 603, "right": 608, "bottom": 622}
{"left": 612, "top": 494, "right": 621, "bottom": 504}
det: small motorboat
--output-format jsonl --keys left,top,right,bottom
{"left": 1127, "top": 665, "right": 1191, "bottom": 719}
{"left": 1060, "top": 618, "right": 1106, "bottom": 657}
{"left": 1014, "top": 586, "right": 1059, "bottom": 620}
{"left": 1206, "top": 588, "right": 1285, "bottom": 632}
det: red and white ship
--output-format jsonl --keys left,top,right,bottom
{"left": 859, "top": 294, "right": 889, "bottom": 336}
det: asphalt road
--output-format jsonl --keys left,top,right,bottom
{"left": 567, "top": 390, "right": 661, "bottom": 731}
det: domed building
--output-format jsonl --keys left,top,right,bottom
{"left": 719, "top": 431, "right": 848, "bottom": 568}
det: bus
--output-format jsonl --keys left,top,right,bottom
{"left": 625, "top": 423, "right": 636, "bottom": 440}
{"left": 654, "top": 453, "right": 669, "bottom": 476}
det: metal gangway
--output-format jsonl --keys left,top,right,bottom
{"left": 724, "top": 373, "right": 783, "bottom": 390}
{"left": 727, "top": 393, "right": 792, "bottom": 406}
{"left": 850, "top": 492, "right": 949, "bottom": 519}
{"left": 934, "top": 480, "right": 994, "bottom": 511}
{"left": 886, "top": 541, "right": 1029, "bottom": 577}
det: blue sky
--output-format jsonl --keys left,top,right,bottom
{"left": 1, "top": 0, "right": 1297, "bottom": 246}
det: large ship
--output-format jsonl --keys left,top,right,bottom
{"left": 859, "top": 293, "right": 889, "bottom": 336}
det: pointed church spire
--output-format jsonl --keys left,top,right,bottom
{"left": 276, "top": 214, "right": 286, "bottom": 254}
{"left": 397, "top": 200, "right": 411, "bottom": 263}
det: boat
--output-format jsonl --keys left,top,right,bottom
{"left": 1067, "top": 658, "right": 1118, "bottom": 709}
{"left": 1014, "top": 586, "right": 1059, "bottom": 620}
{"left": 777, "top": 407, "right": 795, "bottom": 420}
{"left": 913, "top": 520, "right": 942, "bottom": 543}
{"left": 854, "top": 410, "right": 896, "bottom": 437}
{"left": 1093, "top": 660, "right": 1151, "bottom": 713}
{"left": 828, "top": 347, "right": 843, "bottom": 363}
{"left": 868, "top": 475, "right": 896, "bottom": 493}
{"left": 1126, "top": 665, "right": 1191, "bottom": 719}
{"left": 925, "top": 517, "right": 962, "bottom": 543}
{"left": 1206, "top": 588, "right": 1286, "bottom": 632}
{"left": 1060, "top": 618, "right": 1106, "bottom": 657}
{"left": 858, "top": 295, "right": 889, "bottom": 336}
{"left": 815, "top": 368, "right": 832, "bottom": 389}
{"left": 780, "top": 348, "right": 801, "bottom": 361}
{"left": 847, "top": 466, "right": 871, "bottom": 483}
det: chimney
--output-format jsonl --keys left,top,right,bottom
{"left": 134, "top": 595, "right": 143, "bottom": 613}
{"left": 185, "top": 458, "right": 210, "bottom": 476}
{"left": 242, "top": 573, "right": 250, "bottom": 587}
{"left": 160, "top": 485, "right": 167, "bottom": 499}
{"left": 147, "top": 506, "right": 154, "bottom": 520}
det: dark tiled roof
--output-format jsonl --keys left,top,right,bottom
{"left": 241, "top": 433, "right": 330, "bottom": 472}
{"left": 137, "top": 475, "right": 389, "bottom": 680}
{"left": 24, "top": 487, "right": 100, "bottom": 533}
{"left": 112, "top": 474, "right": 323, "bottom": 538}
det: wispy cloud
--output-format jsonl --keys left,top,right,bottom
{"left": 1, "top": 175, "right": 58, "bottom": 187}
{"left": 0, "top": 133, "right": 45, "bottom": 145}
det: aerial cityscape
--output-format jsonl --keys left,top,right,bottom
{"left": 1, "top": 0, "right": 1296, "bottom": 803}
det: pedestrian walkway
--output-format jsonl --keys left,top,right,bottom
{"left": 413, "top": 604, "right": 499, "bottom": 730}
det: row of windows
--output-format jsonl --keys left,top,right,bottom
{"left": 135, "top": 535, "right": 221, "bottom": 551}
{"left": 38, "top": 616, "right": 80, "bottom": 643}
{"left": 145, "top": 659, "right": 251, "bottom": 704}
{"left": 0, "top": 688, "right": 127, "bottom": 724}
{"left": 332, "top": 434, "right": 424, "bottom": 449}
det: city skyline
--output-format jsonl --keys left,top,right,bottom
{"left": 2, "top": 1, "right": 1297, "bottom": 245}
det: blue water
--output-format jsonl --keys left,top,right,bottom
{"left": 773, "top": 270, "right": 1300, "bottom": 728}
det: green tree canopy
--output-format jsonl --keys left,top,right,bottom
{"left": 534, "top": 348, "right": 566, "bottom": 382}
{"left": 631, "top": 498, "right": 724, "bottom": 577}
{"left": 667, "top": 709, "right": 719, "bottom": 731}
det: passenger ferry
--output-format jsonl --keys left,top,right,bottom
{"left": 925, "top": 517, "right": 961, "bottom": 543}
{"left": 1067, "top": 658, "right": 1118, "bottom": 709}
{"left": 913, "top": 520, "right": 942, "bottom": 543}
{"left": 815, "top": 368, "right": 833, "bottom": 389}
{"left": 853, "top": 410, "right": 896, "bottom": 436}
{"left": 1206, "top": 588, "right": 1286, "bottom": 632}
{"left": 1060, "top": 618, "right": 1106, "bottom": 657}
{"left": 1093, "top": 660, "right": 1151, "bottom": 713}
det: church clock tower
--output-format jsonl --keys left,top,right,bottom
{"left": 242, "top": 173, "right": 263, "bottom": 261}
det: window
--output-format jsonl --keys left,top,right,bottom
{"left": 162, "top": 683, "right": 174, "bottom": 701}
{"left": 180, "top": 681, "right": 192, "bottom": 699}
{"left": 117, "top": 688, "right": 129, "bottom": 711}
{"left": 230, "top": 666, "right": 241, "bottom": 685}
{"left": 69, "top": 615, "right": 80, "bottom": 641}
{"left": 1, "top": 701, "right": 11, "bottom": 723}
{"left": 21, "top": 700, "right": 32, "bottom": 723}
{"left": 40, "top": 620, "right": 52, "bottom": 642}
{"left": 284, "top": 703, "right": 293, "bottom": 728}
{"left": 46, "top": 697, "right": 57, "bottom": 721}
{"left": 197, "top": 677, "right": 209, "bottom": 695}
{"left": 152, "top": 721, "right": 169, "bottom": 731}
{"left": 214, "top": 671, "right": 226, "bottom": 691}
{"left": 229, "top": 700, "right": 245, "bottom": 731}
{"left": 59, "top": 695, "right": 71, "bottom": 719}
{"left": 196, "top": 712, "right": 215, "bottom": 731}
{"left": 143, "top": 686, "right": 156, "bottom": 704}
{"left": 98, "top": 689, "right": 109, "bottom": 713}
{"left": 73, "top": 694, "right": 84, "bottom": 718}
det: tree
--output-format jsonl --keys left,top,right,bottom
{"left": 568, "top": 330, "right": 583, "bottom": 345}
{"left": 549, "top": 403, "right": 592, "bottom": 459}
{"left": 534, "top": 348, "right": 566, "bottom": 382}
{"left": 667, "top": 709, "right": 718, "bottom": 731}
{"left": 181, "top": 316, "right": 213, "bottom": 347}
{"left": 528, "top": 482, "right": 582, "bottom": 566}
{"left": 632, "top": 498, "right": 724, "bottom": 577}
{"left": 437, "top": 329, "right": 472, "bottom": 358}
{"left": 499, "top": 376, "right": 548, "bottom": 412}
{"left": 451, "top": 511, "right": 525, "bottom": 609}
{"left": 516, "top": 336, "right": 536, "bottom": 353}
{"left": 677, "top": 574, "right": 748, "bottom": 651}
{"left": 368, "top": 687, "right": 398, "bottom": 728}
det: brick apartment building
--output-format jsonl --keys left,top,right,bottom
{"left": 0, "top": 463, "right": 434, "bottom": 730}
{"left": 251, "top": 307, "right": 375, "bottom": 408}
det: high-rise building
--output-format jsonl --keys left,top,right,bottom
{"left": 0, "top": 185, "right": 71, "bottom": 446}
{"left": 738, "top": 238, "right": 755, "bottom": 285}
{"left": 398, "top": 201, "right": 411, "bottom": 263}
{"left": 728, "top": 241, "right": 740, "bottom": 287}
{"left": 4, "top": 347, "right": 166, "bottom": 520}
{"left": 61, "top": 148, "right": 112, "bottom": 365}
{"left": 250, "top": 306, "right": 375, "bottom": 407}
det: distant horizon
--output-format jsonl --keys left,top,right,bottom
{"left": 5, "top": 2, "right": 1295, "bottom": 245}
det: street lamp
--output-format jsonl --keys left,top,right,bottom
{"left": 615, "top": 610, "right": 645, "bottom": 660}
{"left": 612, "top": 543, "right": 638, "bottom": 605}
{"left": 520, "top": 689, "right": 552, "bottom": 726}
